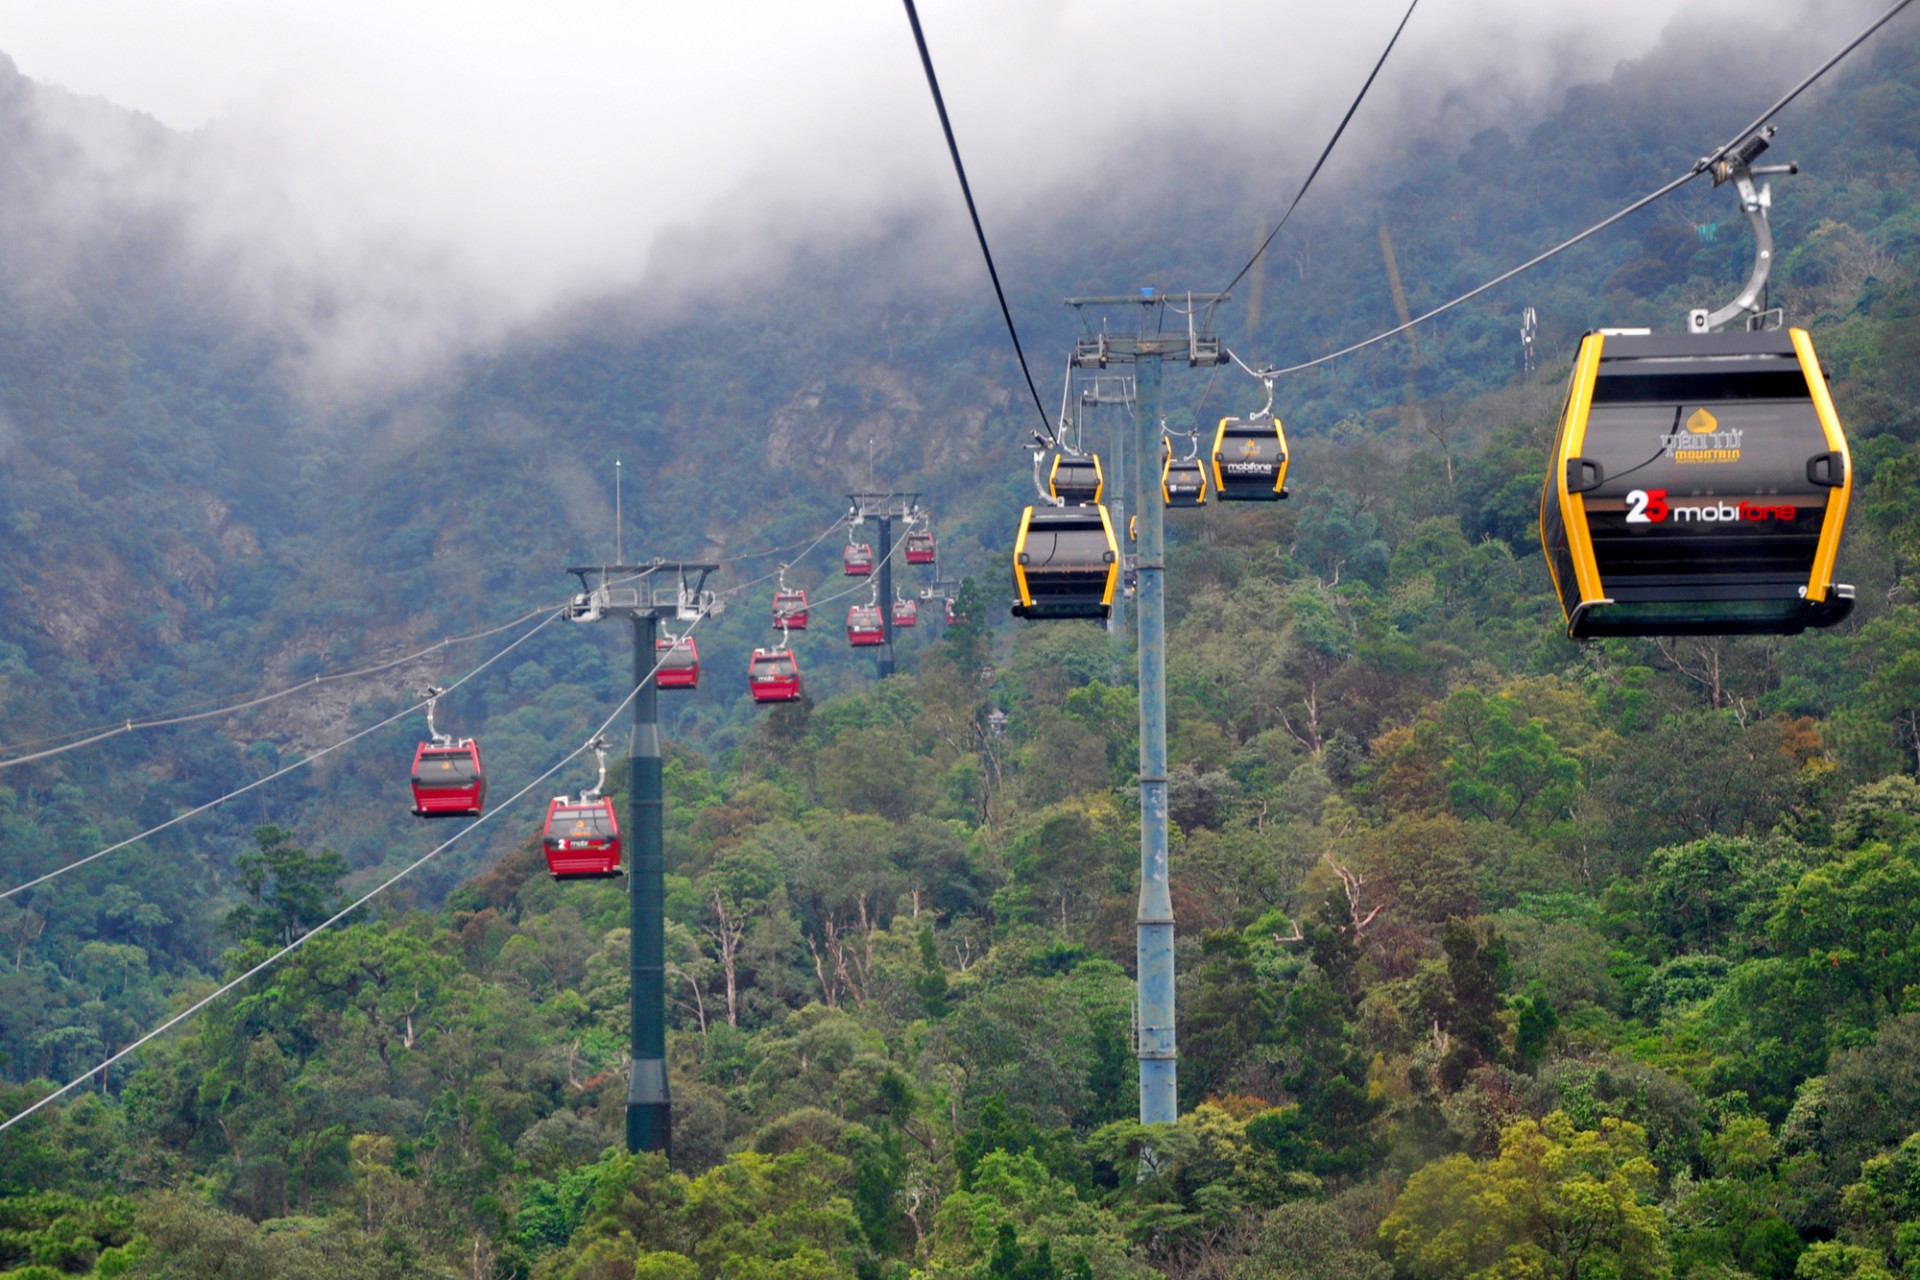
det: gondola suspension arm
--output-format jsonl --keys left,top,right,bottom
{"left": 419, "top": 685, "right": 450, "bottom": 746}
{"left": 1692, "top": 126, "right": 1799, "bottom": 333}
{"left": 1031, "top": 448, "right": 1064, "bottom": 506}
{"left": 581, "top": 736, "right": 610, "bottom": 803}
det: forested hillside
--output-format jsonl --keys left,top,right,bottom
{"left": 7, "top": 7, "right": 1920, "bottom": 1280}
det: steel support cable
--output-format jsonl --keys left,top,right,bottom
{"left": 0, "top": 605, "right": 557, "bottom": 767}
{"left": 1217, "top": 0, "right": 1420, "bottom": 304}
{"left": 1694, "top": 0, "right": 1917, "bottom": 177}
{"left": 0, "top": 609, "right": 711, "bottom": 1137}
{"left": 1252, "top": 0, "right": 1917, "bottom": 381}
{"left": 898, "top": 0, "right": 1056, "bottom": 446}
{"left": 804, "top": 534, "right": 915, "bottom": 611}
{"left": 5, "top": 510, "right": 856, "bottom": 767}
{"left": 698, "top": 521, "right": 861, "bottom": 568}
{"left": 0, "top": 607, "right": 565, "bottom": 902}
{"left": 1193, "top": 0, "right": 1417, "bottom": 423}
{"left": 716, "top": 511, "right": 864, "bottom": 600}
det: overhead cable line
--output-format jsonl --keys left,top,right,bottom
{"left": 3, "top": 507, "right": 862, "bottom": 768}
{"left": 0, "top": 605, "right": 557, "bottom": 768}
{"left": 1217, "top": 0, "right": 1420, "bottom": 304}
{"left": 0, "top": 609, "right": 710, "bottom": 1137}
{"left": 0, "top": 607, "right": 564, "bottom": 902}
{"left": 716, "top": 511, "right": 860, "bottom": 599}
{"left": 1193, "top": 0, "right": 1417, "bottom": 421}
{"left": 703, "top": 523, "right": 856, "bottom": 567}
{"left": 804, "top": 534, "right": 916, "bottom": 612}
{"left": 1253, "top": 0, "right": 1917, "bottom": 380}
{"left": 899, "top": 0, "right": 1056, "bottom": 445}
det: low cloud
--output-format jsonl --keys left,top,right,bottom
{"left": 0, "top": 0, "right": 1888, "bottom": 395}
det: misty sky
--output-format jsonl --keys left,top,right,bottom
{"left": 0, "top": 0, "right": 1880, "bottom": 386}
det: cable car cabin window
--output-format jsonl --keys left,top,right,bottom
{"left": 1541, "top": 329, "right": 1853, "bottom": 638}
{"left": 551, "top": 803, "right": 616, "bottom": 842}
{"left": 751, "top": 654, "right": 796, "bottom": 679}
{"left": 413, "top": 748, "right": 478, "bottom": 785}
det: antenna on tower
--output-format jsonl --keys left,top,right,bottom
{"left": 615, "top": 459, "right": 624, "bottom": 564}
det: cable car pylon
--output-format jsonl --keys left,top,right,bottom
{"left": 1064, "top": 289, "right": 1230, "bottom": 1129}
{"left": 564, "top": 556, "right": 720, "bottom": 1161}
{"left": 846, "top": 491, "right": 923, "bottom": 680}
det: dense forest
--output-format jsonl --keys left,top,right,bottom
{"left": 8, "top": 6, "right": 1920, "bottom": 1279}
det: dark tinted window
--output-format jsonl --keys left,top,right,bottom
{"left": 1217, "top": 421, "right": 1284, "bottom": 466}
{"left": 415, "top": 748, "right": 478, "bottom": 784}
{"left": 551, "top": 803, "right": 614, "bottom": 840}
{"left": 1022, "top": 520, "right": 1113, "bottom": 571}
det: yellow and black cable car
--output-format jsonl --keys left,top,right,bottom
{"left": 1210, "top": 416, "right": 1289, "bottom": 501}
{"left": 1011, "top": 503, "right": 1120, "bottom": 620}
{"left": 1049, "top": 452, "right": 1104, "bottom": 505}
{"left": 1540, "top": 328, "right": 1853, "bottom": 638}
{"left": 1162, "top": 450, "right": 1208, "bottom": 508}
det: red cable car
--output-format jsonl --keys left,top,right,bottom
{"left": 749, "top": 647, "right": 803, "bottom": 703}
{"left": 892, "top": 597, "right": 919, "bottom": 628}
{"left": 656, "top": 634, "right": 699, "bottom": 690}
{"left": 844, "top": 543, "right": 875, "bottom": 576}
{"left": 905, "top": 529, "right": 936, "bottom": 565}
{"left": 410, "top": 740, "right": 486, "bottom": 818}
{"left": 542, "top": 797, "right": 622, "bottom": 878}
{"left": 773, "top": 588, "right": 810, "bottom": 630}
{"left": 848, "top": 604, "right": 885, "bottom": 646}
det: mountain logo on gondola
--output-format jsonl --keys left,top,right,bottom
{"left": 1239, "top": 440, "right": 1261, "bottom": 458}
{"left": 1662, "top": 407, "right": 1743, "bottom": 463}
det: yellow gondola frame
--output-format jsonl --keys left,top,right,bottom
{"left": 1011, "top": 503, "right": 1120, "bottom": 620}
{"left": 1162, "top": 452, "right": 1208, "bottom": 507}
{"left": 1210, "top": 415, "right": 1290, "bottom": 500}
{"left": 1048, "top": 453, "right": 1105, "bottom": 505}
{"left": 1540, "top": 327, "right": 1853, "bottom": 638}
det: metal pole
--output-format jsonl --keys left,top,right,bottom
{"left": 1110, "top": 411, "right": 1128, "bottom": 642}
{"left": 627, "top": 612, "right": 670, "bottom": 1157}
{"left": 877, "top": 513, "right": 896, "bottom": 680}
{"left": 1133, "top": 357, "right": 1175, "bottom": 1124}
